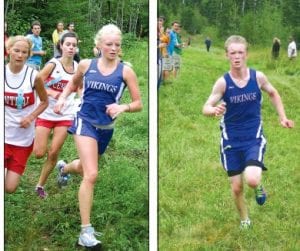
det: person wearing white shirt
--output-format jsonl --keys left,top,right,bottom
{"left": 288, "top": 36, "right": 297, "bottom": 59}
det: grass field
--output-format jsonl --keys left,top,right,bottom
{"left": 159, "top": 42, "right": 300, "bottom": 250}
{"left": 5, "top": 41, "right": 149, "bottom": 251}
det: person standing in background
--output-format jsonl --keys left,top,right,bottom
{"left": 26, "top": 21, "right": 46, "bottom": 70}
{"left": 173, "top": 22, "right": 183, "bottom": 78}
{"left": 156, "top": 17, "right": 166, "bottom": 88}
{"left": 205, "top": 37, "right": 212, "bottom": 52}
{"left": 272, "top": 37, "right": 281, "bottom": 59}
{"left": 287, "top": 36, "right": 297, "bottom": 59}
{"left": 157, "top": 16, "right": 167, "bottom": 88}
{"left": 52, "top": 21, "right": 65, "bottom": 58}
{"left": 163, "top": 21, "right": 177, "bottom": 82}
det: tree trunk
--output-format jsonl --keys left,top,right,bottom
{"left": 242, "top": 0, "right": 246, "bottom": 16}
{"left": 5, "top": 0, "right": 10, "bottom": 19}
{"left": 121, "top": 0, "right": 124, "bottom": 31}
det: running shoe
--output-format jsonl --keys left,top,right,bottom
{"left": 78, "top": 226, "right": 102, "bottom": 248}
{"left": 240, "top": 218, "right": 251, "bottom": 229}
{"left": 35, "top": 186, "right": 47, "bottom": 199}
{"left": 56, "top": 160, "right": 70, "bottom": 188}
{"left": 255, "top": 184, "right": 267, "bottom": 205}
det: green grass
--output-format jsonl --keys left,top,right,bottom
{"left": 5, "top": 41, "right": 149, "bottom": 251}
{"left": 159, "top": 44, "right": 300, "bottom": 250}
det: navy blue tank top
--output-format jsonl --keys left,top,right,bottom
{"left": 221, "top": 69, "right": 263, "bottom": 140}
{"left": 78, "top": 59, "right": 126, "bottom": 126}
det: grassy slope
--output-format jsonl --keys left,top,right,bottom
{"left": 159, "top": 43, "right": 300, "bottom": 250}
{"left": 5, "top": 41, "right": 149, "bottom": 251}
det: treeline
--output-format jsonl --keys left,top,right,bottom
{"left": 159, "top": 0, "right": 300, "bottom": 46}
{"left": 5, "top": 0, "right": 148, "bottom": 59}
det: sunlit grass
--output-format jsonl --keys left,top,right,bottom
{"left": 159, "top": 44, "right": 300, "bottom": 250}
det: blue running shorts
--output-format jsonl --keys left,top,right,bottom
{"left": 68, "top": 116, "right": 114, "bottom": 155}
{"left": 220, "top": 136, "right": 267, "bottom": 177}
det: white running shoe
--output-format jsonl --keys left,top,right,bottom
{"left": 78, "top": 226, "right": 102, "bottom": 247}
{"left": 240, "top": 218, "right": 251, "bottom": 229}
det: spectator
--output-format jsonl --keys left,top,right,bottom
{"left": 173, "top": 22, "right": 183, "bottom": 78}
{"left": 26, "top": 20, "right": 46, "bottom": 70}
{"left": 162, "top": 28, "right": 173, "bottom": 82}
{"left": 287, "top": 36, "right": 297, "bottom": 59}
{"left": 52, "top": 21, "right": 65, "bottom": 58}
{"left": 163, "top": 23, "right": 177, "bottom": 82}
{"left": 157, "top": 17, "right": 167, "bottom": 88}
{"left": 272, "top": 37, "right": 281, "bottom": 59}
{"left": 205, "top": 37, "right": 212, "bottom": 52}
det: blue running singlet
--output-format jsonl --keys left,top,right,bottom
{"left": 221, "top": 69, "right": 263, "bottom": 141}
{"left": 77, "top": 59, "right": 127, "bottom": 126}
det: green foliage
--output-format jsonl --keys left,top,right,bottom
{"left": 180, "top": 7, "right": 207, "bottom": 35}
{"left": 282, "top": 0, "right": 300, "bottom": 27}
{"left": 5, "top": 10, "right": 32, "bottom": 36}
{"left": 201, "top": 26, "right": 219, "bottom": 46}
{"left": 5, "top": 41, "right": 149, "bottom": 251}
{"left": 159, "top": 42, "right": 300, "bottom": 250}
{"left": 216, "top": 0, "right": 239, "bottom": 38}
{"left": 5, "top": 0, "right": 149, "bottom": 68}
{"left": 122, "top": 33, "right": 140, "bottom": 50}
{"left": 5, "top": 0, "right": 149, "bottom": 40}
{"left": 240, "top": 3, "right": 287, "bottom": 45}
{"left": 159, "top": 0, "right": 300, "bottom": 47}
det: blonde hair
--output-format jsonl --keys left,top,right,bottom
{"left": 224, "top": 35, "right": 248, "bottom": 52}
{"left": 6, "top": 35, "right": 32, "bottom": 57}
{"left": 273, "top": 37, "right": 280, "bottom": 44}
{"left": 94, "top": 24, "right": 122, "bottom": 46}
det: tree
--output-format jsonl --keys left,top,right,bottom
{"left": 181, "top": 6, "right": 207, "bottom": 35}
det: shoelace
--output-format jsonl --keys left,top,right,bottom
{"left": 83, "top": 227, "right": 103, "bottom": 237}
{"left": 93, "top": 231, "right": 103, "bottom": 237}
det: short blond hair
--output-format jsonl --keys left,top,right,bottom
{"left": 6, "top": 35, "right": 32, "bottom": 57}
{"left": 94, "top": 24, "right": 122, "bottom": 46}
{"left": 224, "top": 35, "right": 248, "bottom": 52}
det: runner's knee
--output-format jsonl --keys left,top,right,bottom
{"left": 244, "top": 165, "right": 262, "bottom": 188}
{"left": 5, "top": 183, "right": 18, "bottom": 193}
{"left": 33, "top": 147, "right": 47, "bottom": 158}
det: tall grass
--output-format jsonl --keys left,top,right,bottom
{"left": 159, "top": 44, "right": 300, "bottom": 250}
{"left": 5, "top": 41, "right": 149, "bottom": 251}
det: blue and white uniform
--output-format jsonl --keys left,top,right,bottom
{"left": 68, "top": 58, "right": 127, "bottom": 154}
{"left": 220, "top": 69, "right": 267, "bottom": 176}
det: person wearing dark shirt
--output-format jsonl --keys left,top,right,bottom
{"left": 205, "top": 37, "right": 212, "bottom": 52}
{"left": 272, "top": 37, "right": 280, "bottom": 59}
